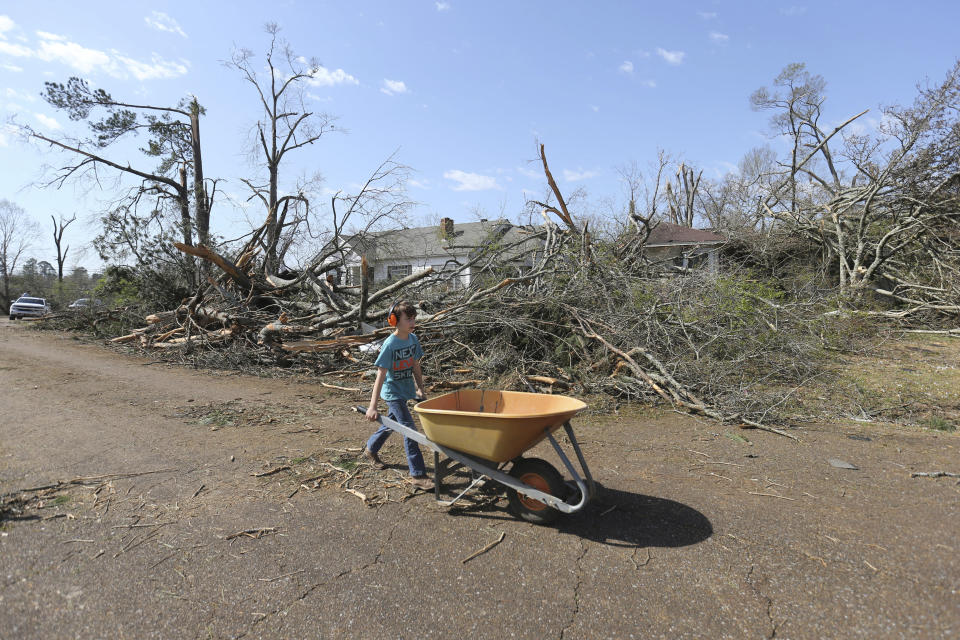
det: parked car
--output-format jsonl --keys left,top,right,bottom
{"left": 9, "top": 295, "right": 51, "bottom": 320}
{"left": 68, "top": 298, "right": 104, "bottom": 310}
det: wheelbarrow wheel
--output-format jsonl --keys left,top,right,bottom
{"left": 507, "top": 458, "right": 566, "bottom": 525}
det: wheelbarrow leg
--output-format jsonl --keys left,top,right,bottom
{"left": 434, "top": 451, "right": 442, "bottom": 499}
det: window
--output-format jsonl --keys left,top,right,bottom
{"left": 387, "top": 264, "right": 412, "bottom": 280}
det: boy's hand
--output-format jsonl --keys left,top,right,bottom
{"left": 365, "top": 405, "right": 379, "bottom": 421}
{"left": 415, "top": 391, "right": 426, "bottom": 402}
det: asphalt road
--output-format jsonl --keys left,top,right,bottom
{"left": 1, "top": 319, "right": 958, "bottom": 639}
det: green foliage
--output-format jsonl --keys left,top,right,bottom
{"left": 93, "top": 266, "right": 140, "bottom": 306}
{"left": 94, "top": 263, "right": 189, "bottom": 311}
{"left": 921, "top": 416, "right": 956, "bottom": 432}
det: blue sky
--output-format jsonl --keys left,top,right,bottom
{"left": 1, "top": 1, "right": 957, "bottom": 270}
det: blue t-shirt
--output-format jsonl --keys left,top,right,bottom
{"left": 375, "top": 333, "right": 424, "bottom": 401}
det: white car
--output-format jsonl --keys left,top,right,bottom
{"left": 9, "top": 295, "right": 51, "bottom": 320}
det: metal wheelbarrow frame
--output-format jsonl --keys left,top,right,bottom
{"left": 355, "top": 396, "right": 596, "bottom": 524}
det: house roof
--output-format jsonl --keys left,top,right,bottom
{"left": 346, "top": 219, "right": 538, "bottom": 262}
{"left": 645, "top": 221, "right": 726, "bottom": 247}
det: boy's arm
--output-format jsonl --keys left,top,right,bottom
{"left": 365, "top": 367, "right": 387, "bottom": 421}
{"left": 412, "top": 360, "right": 426, "bottom": 400}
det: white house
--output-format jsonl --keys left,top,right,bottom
{"left": 336, "top": 218, "right": 538, "bottom": 287}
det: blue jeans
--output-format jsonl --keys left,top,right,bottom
{"left": 366, "top": 399, "right": 427, "bottom": 477}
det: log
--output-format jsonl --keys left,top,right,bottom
{"left": 280, "top": 333, "right": 386, "bottom": 353}
{"left": 429, "top": 379, "right": 484, "bottom": 391}
{"left": 527, "top": 375, "right": 570, "bottom": 389}
{"left": 110, "top": 333, "right": 142, "bottom": 344}
{"left": 174, "top": 243, "right": 252, "bottom": 290}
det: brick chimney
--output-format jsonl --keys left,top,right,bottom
{"left": 439, "top": 217, "right": 454, "bottom": 239}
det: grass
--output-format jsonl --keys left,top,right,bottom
{"left": 198, "top": 411, "right": 235, "bottom": 427}
{"left": 330, "top": 459, "right": 358, "bottom": 472}
{"left": 785, "top": 333, "right": 960, "bottom": 429}
{"left": 51, "top": 495, "right": 71, "bottom": 506}
{"left": 921, "top": 415, "right": 957, "bottom": 432}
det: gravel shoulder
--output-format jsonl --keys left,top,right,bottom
{"left": 1, "top": 318, "right": 958, "bottom": 639}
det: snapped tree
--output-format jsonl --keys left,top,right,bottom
{"left": 23, "top": 78, "right": 214, "bottom": 285}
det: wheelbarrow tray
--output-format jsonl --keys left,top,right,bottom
{"left": 414, "top": 390, "right": 587, "bottom": 463}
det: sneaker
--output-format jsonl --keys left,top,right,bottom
{"left": 409, "top": 476, "right": 434, "bottom": 491}
{"left": 361, "top": 447, "right": 386, "bottom": 470}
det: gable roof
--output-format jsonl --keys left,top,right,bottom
{"left": 346, "top": 219, "right": 537, "bottom": 261}
{"left": 645, "top": 221, "right": 726, "bottom": 247}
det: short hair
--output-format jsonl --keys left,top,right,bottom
{"left": 393, "top": 300, "right": 417, "bottom": 319}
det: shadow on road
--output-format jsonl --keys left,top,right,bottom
{"left": 448, "top": 483, "right": 713, "bottom": 549}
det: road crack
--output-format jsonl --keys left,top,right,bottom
{"left": 559, "top": 540, "right": 588, "bottom": 640}
{"left": 235, "top": 513, "right": 404, "bottom": 638}
{"left": 745, "top": 564, "right": 781, "bottom": 638}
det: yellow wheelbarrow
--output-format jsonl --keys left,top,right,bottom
{"left": 357, "top": 389, "right": 596, "bottom": 524}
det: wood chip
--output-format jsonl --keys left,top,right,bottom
{"left": 344, "top": 488, "right": 368, "bottom": 503}
{"left": 462, "top": 532, "right": 506, "bottom": 564}
{"left": 252, "top": 466, "right": 291, "bottom": 478}
{"left": 225, "top": 527, "right": 277, "bottom": 541}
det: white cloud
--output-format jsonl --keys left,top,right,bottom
{"left": 619, "top": 60, "right": 634, "bottom": 74}
{"left": 436, "top": 2, "right": 451, "bottom": 10}
{"left": 709, "top": 32, "right": 729, "bottom": 43}
{"left": 589, "top": 104, "right": 599, "bottom": 112}
{"left": 308, "top": 65, "right": 359, "bottom": 87}
{"left": 0, "top": 15, "right": 16, "bottom": 36}
{"left": 780, "top": 6, "right": 807, "bottom": 16}
{"left": 656, "top": 47, "right": 685, "bottom": 65}
{"left": 34, "top": 112, "right": 60, "bottom": 130}
{"left": 2, "top": 31, "right": 190, "bottom": 81}
{"left": 35, "top": 32, "right": 111, "bottom": 73}
{"left": 563, "top": 168, "right": 599, "bottom": 182}
{"left": 697, "top": 11, "right": 717, "bottom": 19}
{"left": 0, "top": 40, "right": 32, "bottom": 57}
{"left": 114, "top": 53, "right": 189, "bottom": 80}
{"left": 408, "top": 179, "right": 430, "bottom": 189}
{"left": 145, "top": 12, "right": 187, "bottom": 38}
{"left": 443, "top": 170, "right": 500, "bottom": 191}
{"left": 516, "top": 166, "right": 540, "bottom": 179}
{"left": 380, "top": 78, "right": 408, "bottom": 96}
{"left": 643, "top": 79, "right": 657, "bottom": 88}
{"left": 35, "top": 31, "right": 64, "bottom": 41}
{"left": 2, "top": 62, "right": 22, "bottom": 72}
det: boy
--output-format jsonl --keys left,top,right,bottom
{"left": 362, "top": 300, "right": 433, "bottom": 490}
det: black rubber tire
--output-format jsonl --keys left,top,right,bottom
{"left": 506, "top": 457, "right": 566, "bottom": 525}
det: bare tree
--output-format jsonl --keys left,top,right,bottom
{"left": 51, "top": 213, "right": 76, "bottom": 283}
{"left": 614, "top": 151, "right": 671, "bottom": 261}
{"left": 226, "top": 23, "right": 337, "bottom": 277}
{"left": 0, "top": 200, "right": 39, "bottom": 308}
{"left": 751, "top": 63, "right": 835, "bottom": 215}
